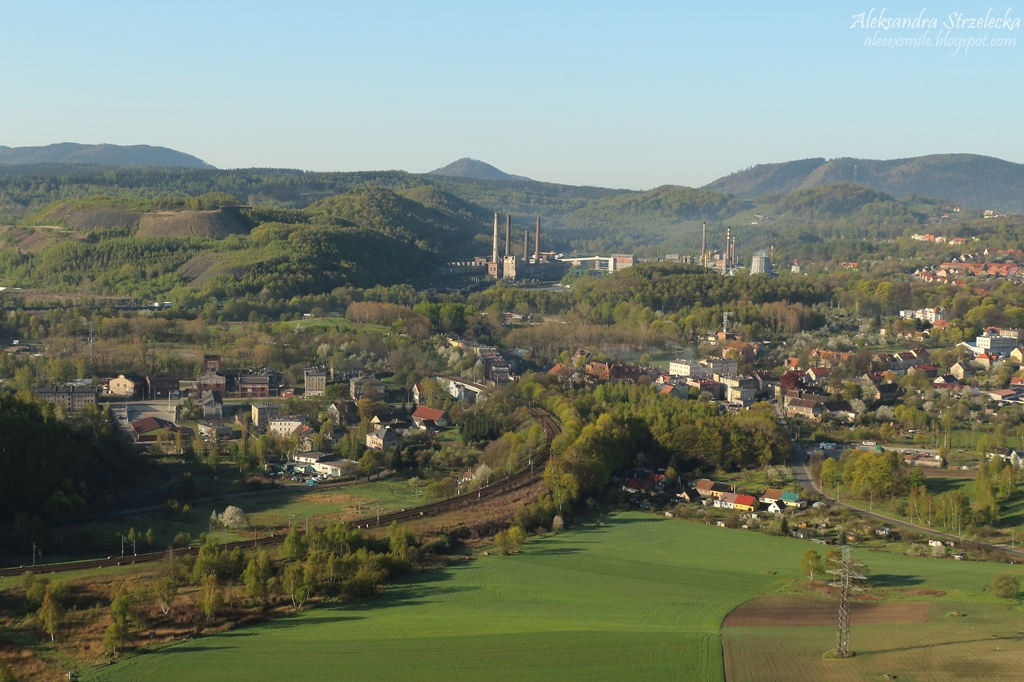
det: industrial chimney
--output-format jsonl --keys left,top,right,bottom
{"left": 492, "top": 213, "right": 499, "bottom": 265}
{"left": 505, "top": 214, "right": 511, "bottom": 258}
{"left": 535, "top": 217, "right": 541, "bottom": 262}
{"left": 701, "top": 222, "right": 707, "bottom": 265}
{"left": 524, "top": 229, "right": 529, "bottom": 260}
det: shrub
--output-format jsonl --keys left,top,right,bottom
{"left": 992, "top": 574, "right": 1020, "bottom": 601}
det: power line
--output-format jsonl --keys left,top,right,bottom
{"left": 827, "top": 545, "right": 866, "bottom": 658}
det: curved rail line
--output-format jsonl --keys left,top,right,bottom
{"left": 0, "top": 408, "right": 560, "bottom": 578}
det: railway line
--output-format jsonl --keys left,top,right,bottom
{"left": 0, "top": 407, "right": 560, "bottom": 578}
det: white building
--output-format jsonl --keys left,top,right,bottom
{"left": 269, "top": 415, "right": 308, "bottom": 438}
{"left": 668, "top": 360, "right": 711, "bottom": 378}
{"left": 899, "top": 307, "right": 951, "bottom": 323}
{"left": 975, "top": 333, "right": 1017, "bottom": 357}
{"left": 702, "top": 358, "right": 738, "bottom": 376}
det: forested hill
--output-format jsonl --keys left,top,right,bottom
{"left": 0, "top": 143, "right": 213, "bottom": 169}
{"left": 429, "top": 158, "right": 529, "bottom": 181}
{"left": 703, "top": 153, "right": 1024, "bottom": 212}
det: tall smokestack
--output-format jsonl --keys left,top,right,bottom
{"left": 726, "top": 227, "right": 731, "bottom": 267}
{"left": 701, "top": 222, "right": 707, "bottom": 265}
{"left": 505, "top": 214, "right": 511, "bottom": 257}
{"left": 770, "top": 244, "right": 775, "bottom": 261}
{"left": 535, "top": 217, "right": 541, "bottom": 262}
{"left": 492, "top": 213, "right": 499, "bottom": 264}
{"left": 524, "top": 229, "right": 529, "bottom": 260}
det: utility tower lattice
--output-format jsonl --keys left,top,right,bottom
{"left": 827, "top": 546, "right": 866, "bottom": 658}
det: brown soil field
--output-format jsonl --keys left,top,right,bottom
{"left": 42, "top": 204, "right": 142, "bottom": 230}
{"left": 135, "top": 208, "right": 249, "bottom": 239}
{"left": 723, "top": 601, "right": 1024, "bottom": 682}
{"left": 723, "top": 594, "right": 929, "bottom": 627}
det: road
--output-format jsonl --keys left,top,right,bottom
{"left": 775, "top": 402, "right": 1022, "bottom": 557}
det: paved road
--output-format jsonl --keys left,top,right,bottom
{"left": 774, "top": 403, "right": 1022, "bottom": 557}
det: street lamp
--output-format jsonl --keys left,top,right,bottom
{"left": 121, "top": 535, "right": 135, "bottom": 558}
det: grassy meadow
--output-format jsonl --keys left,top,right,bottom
{"left": 83, "top": 513, "right": 1024, "bottom": 682}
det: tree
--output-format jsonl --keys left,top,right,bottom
{"left": 282, "top": 525, "right": 307, "bottom": 561}
{"left": 154, "top": 577, "right": 177, "bottom": 615}
{"left": 218, "top": 505, "right": 246, "bottom": 529}
{"left": 800, "top": 549, "right": 824, "bottom": 581}
{"left": 992, "top": 574, "right": 1020, "bottom": 601}
{"left": 103, "top": 622, "right": 126, "bottom": 655}
{"left": 0, "top": 659, "right": 17, "bottom": 682}
{"left": 196, "top": 574, "right": 224, "bottom": 622}
{"left": 495, "top": 526, "right": 527, "bottom": 555}
{"left": 38, "top": 592, "right": 64, "bottom": 642}
{"left": 282, "top": 563, "right": 309, "bottom": 610}
{"left": 551, "top": 515, "right": 564, "bottom": 533}
{"left": 145, "top": 528, "right": 156, "bottom": 547}
{"left": 243, "top": 551, "right": 273, "bottom": 609}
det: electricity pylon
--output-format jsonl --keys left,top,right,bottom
{"left": 827, "top": 546, "right": 866, "bottom": 657}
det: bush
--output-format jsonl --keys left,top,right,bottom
{"left": 724, "top": 513, "right": 741, "bottom": 529}
{"left": 992, "top": 574, "right": 1020, "bottom": 600}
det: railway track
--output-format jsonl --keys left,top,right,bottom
{"left": 0, "top": 408, "right": 561, "bottom": 578}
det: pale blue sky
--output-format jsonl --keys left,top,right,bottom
{"left": 1, "top": 1, "right": 1021, "bottom": 188}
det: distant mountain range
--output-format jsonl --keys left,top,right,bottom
{"left": 430, "top": 157, "right": 530, "bottom": 182}
{"left": 702, "top": 153, "right": 1024, "bottom": 212}
{"left": 0, "top": 143, "right": 214, "bottom": 169}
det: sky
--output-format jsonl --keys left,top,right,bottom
{"left": 1, "top": 1, "right": 1023, "bottom": 189}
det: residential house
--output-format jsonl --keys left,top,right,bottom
{"left": 702, "top": 358, "right": 738, "bottom": 376}
{"left": 108, "top": 373, "right": 145, "bottom": 399}
{"left": 251, "top": 402, "right": 280, "bottom": 431}
{"left": 197, "top": 421, "right": 233, "bottom": 439}
{"left": 658, "top": 383, "right": 688, "bottom": 399}
{"left": 411, "top": 405, "right": 450, "bottom": 429}
{"left": 147, "top": 374, "right": 179, "bottom": 399}
{"left": 676, "top": 488, "right": 702, "bottom": 503}
{"left": 668, "top": 359, "right": 711, "bottom": 378}
{"left": 759, "top": 489, "right": 784, "bottom": 504}
{"left": 949, "top": 361, "right": 975, "bottom": 380}
{"left": 906, "top": 363, "right": 938, "bottom": 378}
{"left": 732, "top": 494, "right": 758, "bottom": 512}
{"left": 787, "top": 398, "right": 824, "bottom": 421}
{"left": 198, "top": 390, "right": 224, "bottom": 419}
{"left": 366, "top": 426, "right": 402, "bottom": 451}
{"left": 1011, "top": 347, "right": 1024, "bottom": 364}
{"left": 686, "top": 378, "right": 722, "bottom": 400}
{"left": 327, "top": 400, "right": 358, "bottom": 426}
{"left": 722, "top": 341, "right": 756, "bottom": 363}
{"left": 130, "top": 416, "right": 192, "bottom": 443}
{"left": 585, "top": 361, "right": 645, "bottom": 382}
{"left": 350, "top": 375, "right": 386, "bottom": 402}
{"left": 269, "top": 415, "right": 309, "bottom": 439}
{"left": 823, "top": 400, "right": 856, "bottom": 423}
{"left": 715, "top": 492, "right": 740, "bottom": 509}
{"left": 806, "top": 367, "right": 831, "bottom": 384}
{"left": 694, "top": 479, "right": 734, "bottom": 499}
{"left": 236, "top": 374, "right": 272, "bottom": 398}
{"left": 767, "top": 500, "right": 786, "bottom": 514}
{"left": 974, "top": 353, "right": 998, "bottom": 370}
{"left": 780, "top": 491, "right": 806, "bottom": 508}
{"left": 33, "top": 385, "right": 98, "bottom": 413}
{"left": 304, "top": 367, "right": 327, "bottom": 396}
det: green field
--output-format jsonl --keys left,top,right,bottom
{"left": 84, "top": 514, "right": 1024, "bottom": 682}
{"left": 80, "top": 478, "right": 425, "bottom": 553}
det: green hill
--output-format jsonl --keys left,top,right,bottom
{"left": 83, "top": 513, "right": 1020, "bottom": 682}
{"left": 429, "top": 157, "right": 529, "bottom": 181}
{"left": 0, "top": 142, "right": 213, "bottom": 168}
{"left": 704, "top": 153, "right": 1024, "bottom": 212}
